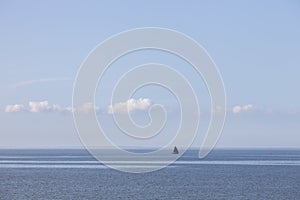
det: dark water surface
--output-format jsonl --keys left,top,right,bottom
{"left": 0, "top": 149, "right": 299, "bottom": 199}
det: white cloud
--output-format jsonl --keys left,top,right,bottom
{"left": 232, "top": 106, "right": 242, "bottom": 114}
{"left": 51, "top": 104, "right": 64, "bottom": 112}
{"left": 29, "top": 101, "right": 52, "bottom": 113}
{"left": 51, "top": 104, "right": 74, "bottom": 113}
{"left": 28, "top": 101, "right": 76, "bottom": 113}
{"left": 65, "top": 106, "right": 75, "bottom": 113}
{"left": 242, "top": 104, "right": 254, "bottom": 111}
{"left": 232, "top": 104, "right": 254, "bottom": 114}
{"left": 108, "top": 98, "right": 152, "bottom": 114}
{"left": 3, "top": 101, "right": 98, "bottom": 114}
{"left": 29, "top": 101, "right": 78, "bottom": 113}
{"left": 77, "top": 102, "right": 100, "bottom": 113}
{"left": 5, "top": 104, "right": 25, "bottom": 112}
{"left": 212, "top": 106, "right": 225, "bottom": 113}
{"left": 4, "top": 101, "right": 74, "bottom": 113}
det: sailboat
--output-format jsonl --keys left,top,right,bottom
{"left": 172, "top": 146, "right": 179, "bottom": 154}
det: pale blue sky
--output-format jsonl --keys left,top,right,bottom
{"left": 0, "top": 1, "right": 299, "bottom": 148}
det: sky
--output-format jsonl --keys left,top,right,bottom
{"left": 0, "top": 0, "right": 300, "bottom": 148}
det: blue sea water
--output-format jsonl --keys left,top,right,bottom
{"left": 0, "top": 149, "right": 299, "bottom": 199}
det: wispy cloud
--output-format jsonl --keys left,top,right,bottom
{"left": 13, "top": 77, "right": 71, "bottom": 87}
{"left": 107, "top": 98, "right": 152, "bottom": 114}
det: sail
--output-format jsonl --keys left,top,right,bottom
{"left": 173, "top": 146, "right": 179, "bottom": 154}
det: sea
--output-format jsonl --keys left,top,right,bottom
{"left": 0, "top": 149, "right": 299, "bottom": 199}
